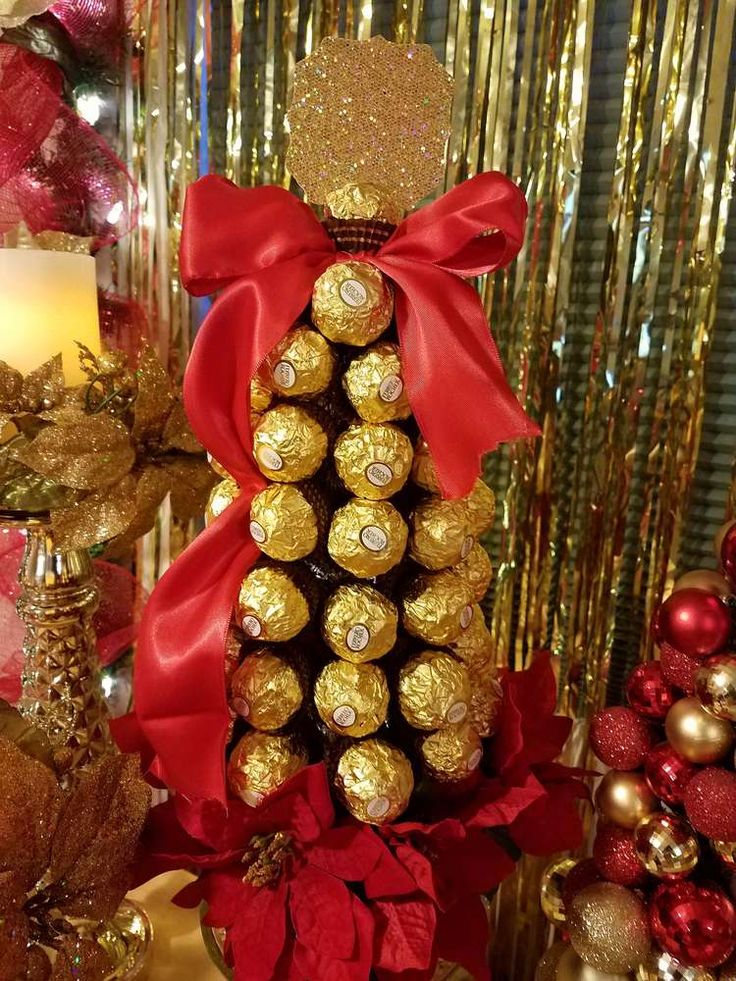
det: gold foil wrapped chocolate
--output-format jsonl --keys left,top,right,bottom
{"left": 467, "top": 666, "right": 502, "bottom": 737}
{"left": 333, "top": 423, "right": 413, "bottom": 500}
{"left": 227, "top": 731, "right": 307, "bottom": 807}
{"left": 230, "top": 649, "right": 303, "bottom": 731}
{"left": 237, "top": 565, "right": 310, "bottom": 642}
{"left": 453, "top": 544, "right": 493, "bottom": 602}
{"left": 411, "top": 439, "right": 440, "bottom": 493}
{"left": 342, "top": 342, "right": 411, "bottom": 423}
{"left": 249, "top": 484, "right": 319, "bottom": 561}
{"left": 328, "top": 497, "right": 408, "bottom": 578}
{"left": 250, "top": 375, "right": 273, "bottom": 414}
{"left": 321, "top": 583, "right": 398, "bottom": 662}
{"left": 314, "top": 660, "right": 389, "bottom": 737}
{"left": 224, "top": 629, "right": 243, "bottom": 684}
{"left": 335, "top": 738, "right": 414, "bottom": 824}
{"left": 312, "top": 260, "right": 394, "bottom": 346}
{"left": 205, "top": 477, "right": 240, "bottom": 525}
{"left": 420, "top": 722, "right": 483, "bottom": 781}
{"left": 398, "top": 649, "right": 472, "bottom": 730}
{"left": 253, "top": 404, "right": 328, "bottom": 482}
{"left": 402, "top": 570, "right": 475, "bottom": 645}
{"left": 464, "top": 480, "right": 496, "bottom": 536}
{"left": 264, "top": 324, "right": 335, "bottom": 398}
{"left": 410, "top": 497, "right": 474, "bottom": 570}
{"left": 449, "top": 605, "right": 493, "bottom": 669}
{"left": 208, "top": 453, "right": 230, "bottom": 479}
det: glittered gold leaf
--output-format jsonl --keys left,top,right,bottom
{"left": 51, "top": 474, "right": 137, "bottom": 549}
{"left": 51, "top": 937, "right": 110, "bottom": 981}
{"left": 131, "top": 345, "right": 174, "bottom": 443}
{"left": 161, "top": 399, "right": 202, "bottom": 454}
{"left": 21, "top": 355, "right": 65, "bottom": 413}
{"left": 27, "top": 945, "right": 52, "bottom": 981}
{"left": 103, "top": 466, "right": 171, "bottom": 558}
{"left": 0, "top": 360, "right": 24, "bottom": 410}
{"left": 0, "top": 909, "right": 30, "bottom": 979}
{"left": 18, "top": 412, "right": 135, "bottom": 490}
{"left": 0, "top": 737, "right": 63, "bottom": 890}
{"left": 287, "top": 36, "right": 453, "bottom": 216}
{"left": 51, "top": 755, "right": 150, "bottom": 921}
{"left": 165, "top": 456, "right": 218, "bottom": 521}
{"left": 0, "top": 698, "right": 55, "bottom": 769}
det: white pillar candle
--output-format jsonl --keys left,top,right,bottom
{"left": 0, "top": 249, "right": 101, "bottom": 385}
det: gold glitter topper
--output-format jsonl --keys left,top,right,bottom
{"left": 287, "top": 37, "right": 453, "bottom": 220}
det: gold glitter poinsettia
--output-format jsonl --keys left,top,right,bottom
{"left": 0, "top": 701, "right": 150, "bottom": 981}
{"left": 0, "top": 345, "right": 216, "bottom": 551}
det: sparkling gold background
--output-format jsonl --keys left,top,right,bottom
{"left": 115, "top": 2, "right": 736, "bottom": 976}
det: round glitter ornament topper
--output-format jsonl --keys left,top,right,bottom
{"left": 287, "top": 37, "right": 453, "bottom": 218}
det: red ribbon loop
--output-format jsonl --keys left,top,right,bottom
{"left": 133, "top": 171, "right": 537, "bottom": 801}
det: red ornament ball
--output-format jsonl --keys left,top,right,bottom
{"left": 645, "top": 741, "right": 699, "bottom": 806}
{"left": 721, "top": 522, "right": 736, "bottom": 585}
{"left": 593, "top": 824, "right": 649, "bottom": 886}
{"left": 589, "top": 706, "right": 653, "bottom": 770}
{"left": 626, "top": 661, "right": 677, "bottom": 719}
{"left": 562, "top": 858, "right": 603, "bottom": 910}
{"left": 684, "top": 768, "right": 736, "bottom": 842}
{"left": 660, "top": 642, "right": 700, "bottom": 695}
{"left": 656, "top": 588, "right": 732, "bottom": 658}
{"left": 650, "top": 880, "right": 736, "bottom": 968}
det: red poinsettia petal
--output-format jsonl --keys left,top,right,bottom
{"left": 291, "top": 893, "right": 373, "bottom": 981}
{"left": 393, "top": 845, "right": 437, "bottom": 902}
{"left": 138, "top": 798, "right": 242, "bottom": 876}
{"left": 434, "top": 831, "right": 516, "bottom": 908}
{"left": 372, "top": 896, "right": 437, "bottom": 973}
{"left": 461, "top": 771, "right": 546, "bottom": 829}
{"left": 364, "top": 846, "right": 420, "bottom": 900}
{"left": 174, "top": 794, "right": 254, "bottom": 852}
{"left": 289, "top": 865, "right": 355, "bottom": 960}
{"left": 308, "top": 824, "right": 384, "bottom": 882}
{"left": 436, "top": 895, "right": 490, "bottom": 981}
{"left": 375, "top": 968, "right": 437, "bottom": 981}
{"left": 509, "top": 776, "right": 587, "bottom": 855}
{"left": 229, "top": 879, "right": 288, "bottom": 981}
{"left": 177, "top": 869, "right": 254, "bottom": 928}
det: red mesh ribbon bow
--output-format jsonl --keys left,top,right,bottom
{"left": 132, "top": 172, "right": 538, "bottom": 801}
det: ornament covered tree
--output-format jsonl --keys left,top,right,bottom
{"left": 129, "top": 37, "right": 585, "bottom": 980}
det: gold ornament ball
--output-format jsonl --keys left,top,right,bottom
{"left": 633, "top": 812, "right": 699, "bottom": 878}
{"left": 595, "top": 770, "right": 658, "bottom": 829}
{"left": 694, "top": 654, "right": 736, "bottom": 721}
{"left": 712, "top": 839, "right": 736, "bottom": 870}
{"left": 535, "top": 942, "right": 570, "bottom": 981}
{"left": 635, "top": 950, "right": 716, "bottom": 980}
{"left": 665, "top": 697, "right": 735, "bottom": 763}
{"left": 540, "top": 858, "right": 577, "bottom": 925}
{"left": 673, "top": 569, "right": 732, "bottom": 600}
{"left": 556, "top": 946, "right": 636, "bottom": 980}
{"left": 568, "top": 883, "right": 651, "bottom": 974}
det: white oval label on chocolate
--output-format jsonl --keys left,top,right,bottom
{"left": 242, "top": 789, "right": 264, "bottom": 807}
{"left": 468, "top": 748, "right": 483, "bottom": 770}
{"left": 360, "top": 525, "right": 388, "bottom": 552}
{"left": 365, "top": 462, "right": 393, "bottom": 487}
{"left": 242, "top": 615, "right": 263, "bottom": 638}
{"left": 273, "top": 360, "right": 296, "bottom": 389}
{"left": 232, "top": 696, "right": 250, "bottom": 718}
{"left": 333, "top": 705, "right": 357, "bottom": 728}
{"left": 461, "top": 535, "right": 475, "bottom": 559}
{"left": 367, "top": 796, "right": 390, "bottom": 819}
{"left": 256, "top": 445, "right": 284, "bottom": 471}
{"left": 379, "top": 374, "right": 403, "bottom": 403}
{"left": 249, "top": 520, "right": 267, "bottom": 543}
{"left": 339, "top": 278, "right": 368, "bottom": 308}
{"left": 460, "top": 605, "right": 473, "bottom": 629}
{"left": 347, "top": 623, "right": 370, "bottom": 651}
{"left": 447, "top": 701, "right": 468, "bottom": 724}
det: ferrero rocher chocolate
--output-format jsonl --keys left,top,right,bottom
{"left": 420, "top": 722, "right": 483, "bottom": 781}
{"left": 208, "top": 453, "right": 230, "bottom": 479}
{"left": 314, "top": 661, "right": 389, "bottom": 737}
{"left": 249, "top": 484, "right": 319, "bottom": 561}
{"left": 206, "top": 477, "right": 240, "bottom": 525}
{"left": 333, "top": 423, "right": 413, "bottom": 500}
{"left": 335, "top": 739, "right": 414, "bottom": 824}
{"left": 227, "top": 731, "right": 307, "bottom": 807}
{"left": 411, "top": 439, "right": 440, "bottom": 493}
{"left": 453, "top": 544, "right": 493, "bottom": 602}
{"left": 409, "top": 497, "right": 474, "bottom": 570}
{"left": 463, "top": 480, "right": 496, "bottom": 536}
{"left": 449, "top": 605, "right": 493, "bottom": 668}
{"left": 237, "top": 565, "right": 310, "bottom": 641}
{"left": 322, "top": 583, "right": 398, "bottom": 662}
{"left": 342, "top": 342, "right": 411, "bottom": 423}
{"left": 312, "top": 260, "right": 394, "bottom": 346}
{"left": 328, "top": 497, "right": 408, "bottom": 578}
{"left": 224, "top": 630, "right": 243, "bottom": 684}
{"left": 398, "top": 649, "right": 471, "bottom": 730}
{"left": 467, "top": 666, "right": 502, "bottom": 737}
{"left": 250, "top": 374, "right": 273, "bottom": 413}
{"left": 402, "top": 570, "right": 475, "bottom": 645}
{"left": 230, "top": 649, "right": 303, "bottom": 730}
{"left": 253, "top": 404, "right": 328, "bottom": 482}
{"left": 264, "top": 324, "right": 335, "bottom": 398}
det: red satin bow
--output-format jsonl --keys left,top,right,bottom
{"left": 133, "top": 172, "right": 537, "bottom": 801}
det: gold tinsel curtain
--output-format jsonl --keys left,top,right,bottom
{"left": 116, "top": 1, "right": 736, "bottom": 975}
